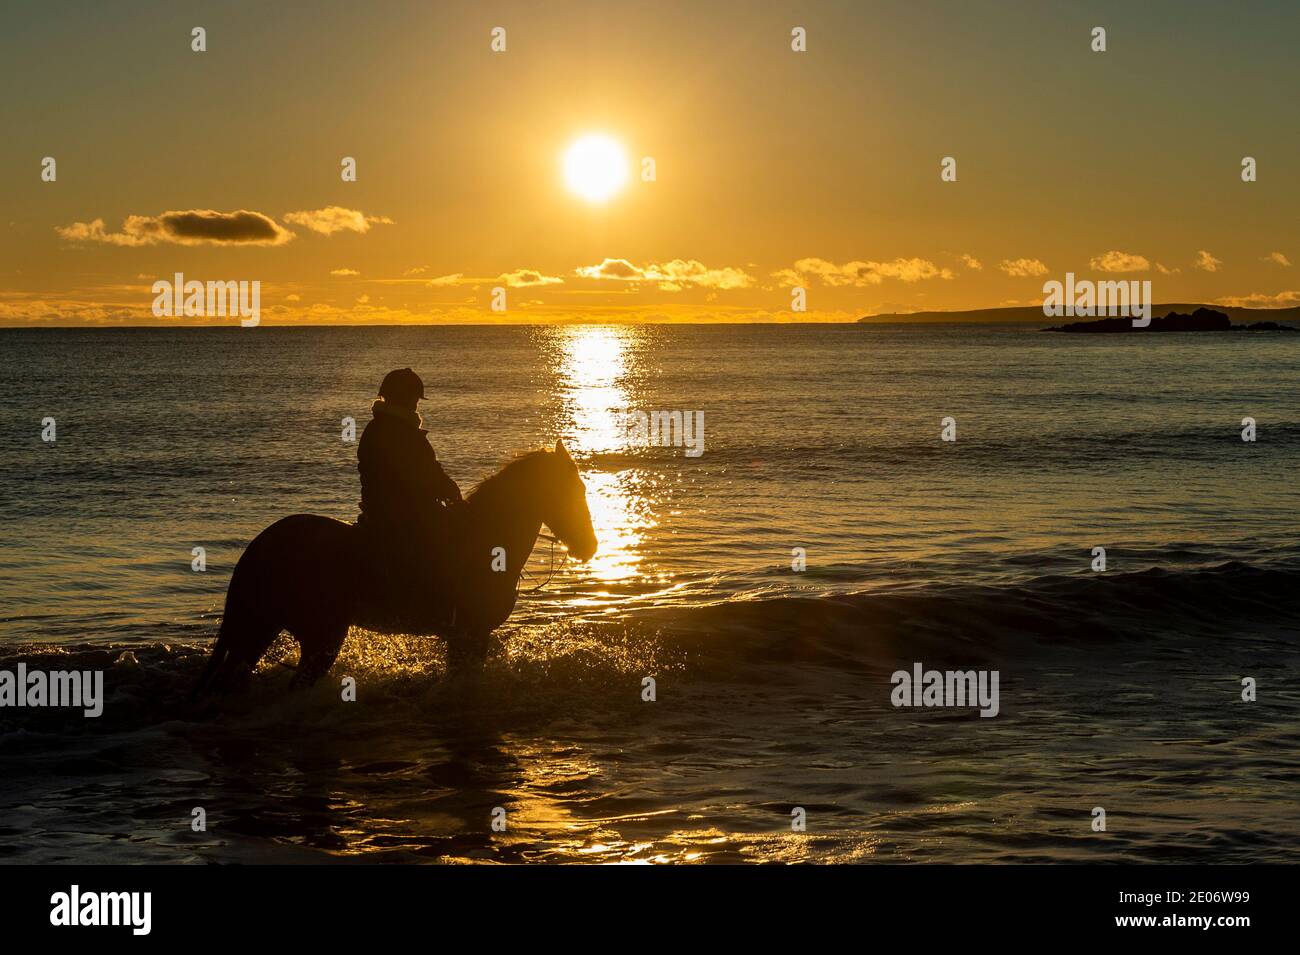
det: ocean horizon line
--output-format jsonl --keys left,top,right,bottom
{"left": 4, "top": 301, "right": 1296, "bottom": 331}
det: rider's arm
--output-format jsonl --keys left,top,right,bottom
{"left": 428, "top": 453, "right": 463, "bottom": 504}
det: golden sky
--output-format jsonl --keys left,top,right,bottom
{"left": 3, "top": 0, "right": 1298, "bottom": 325}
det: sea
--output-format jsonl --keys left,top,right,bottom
{"left": 1, "top": 322, "right": 1298, "bottom": 863}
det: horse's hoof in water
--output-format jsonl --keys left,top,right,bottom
{"left": 288, "top": 666, "right": 330, "bottom": 691}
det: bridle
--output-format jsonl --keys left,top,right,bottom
{"left": 520, "top": 532, "right": 564, "bottom": 593}
{"left": 447, "top": 531, "right": 563, "bottom": 627}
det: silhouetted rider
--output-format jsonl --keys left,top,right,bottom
{"left": 358, "top": 368, "right": 461, "bottom": 522}
{"left": 356, "top": 368, "right": 462, "bottom": 623}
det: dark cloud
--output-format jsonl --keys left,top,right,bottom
{"left": 57, "top": 209, "right": 293, "bottom": 246}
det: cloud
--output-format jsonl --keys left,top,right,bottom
{"left": 1214, "top": 290, "right": 1300, "bottom": 308}
{"left": 1194, "top": 250, "right": 1222, "bottom": 272}
{"left": 1264, "top": 251, "right": 1292, "bottom": 267}
{"left": 576, "top": 258, "right": 643, "bottom": 281}
{"left": 650, "top": 259, "right": 753, "bottom": 290}
{"left": 998, "top": 258, "right": 1049, "bottom": 277}
{"left": 416, "top": 269, "right": 562, "bottom": 288}
{"left": 0, "top": 296, "right": 154, "bottom": 325}
{"left": 959, "top": 253, "right": 983, "bottom": 271}
{"left": 330, "top": 268, "right": 360, "bottom": 277}
{"left": 0, "top": 284, "right": 879, "bottom": 327}
{"left": 403, "top": 266, "right": 428, "bottom": 276}
{"left": 577, "top": 257, "right": 754, "bottom": 290}
{"left": 57, "top": 209, "right": 292, "bottom": 246}
{"left": 497, "top": 268, "right": 563, "bottom": 288}
{"left": 773, "top": 257, "right": 952, "bottom": 287}
{"left": 1089, "top": 250, "right": 1150, "bottom": 273}
{"left": 1156, "top": 263, "right": 1181, "bottom": 275}
{"left": 283, "top": 206, "right": 393, "bottom": 236}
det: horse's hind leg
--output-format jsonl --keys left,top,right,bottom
{"left": 290, "top": 622, "right": 349, "bottom": 689}
{"left": 213, "top": 621, "right": 282, "bottom": 692}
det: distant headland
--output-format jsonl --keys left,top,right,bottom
{"left": 858, "top": 303, "right": 1300, "bottom": 327}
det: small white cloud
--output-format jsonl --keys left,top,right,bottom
{"left": 576, "top": 257, "right": 643, "bottom": 281}
{"left": 998, "top": 258, "right": 1049, "bottom": 278}
{"left": 577, "top": 257, "right": 753, "bottom": 290}
{"left": 422, "top": 269, "right": 561, "bottom": 288}
{"left": 1194, "top": 250, "right": 1222, "bottom": 272}
{"left": 1215, "top": 290, "right": 1300, "bottom": 308}
{"left": 284, "top": 207, "right": 393, "bottom": 236}
{"left": 497, "top": 268, "right": 563, "bottom": 288}
{"left": 1089, "top": 250, "right": 1150, "bottom": 273}
{"left": 775, "top": 257, "right": 952, "bottom": 288}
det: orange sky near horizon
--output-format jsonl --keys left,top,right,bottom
{"left": 2, "top": 0, "right": 1298, "bottom": 326}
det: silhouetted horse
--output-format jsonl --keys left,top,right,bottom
{"left": 195, "top": 440, "right": 597, "bottom": 693}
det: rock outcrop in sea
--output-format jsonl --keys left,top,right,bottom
{"left": 1044, "top": 307, "right": 1296, "bottom": 333}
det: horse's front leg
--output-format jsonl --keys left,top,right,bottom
{"left": 445, "top": 628, "right": 491, "bottom": 678}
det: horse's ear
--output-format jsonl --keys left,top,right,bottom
{"left": 555, "top": 438, "right": 572, "bottom": 461}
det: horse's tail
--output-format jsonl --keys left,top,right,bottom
{"left": 190, "top": 532, "right": 266, "bottom": 700}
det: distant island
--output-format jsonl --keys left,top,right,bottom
{"left": 1044, "top": 307, "right": 1296, "bottom": 333}
{"left": 858, "top": 303, "right": 1300, "bottom": 325}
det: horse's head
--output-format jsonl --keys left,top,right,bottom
{"left": 541, "top": 439, "right": 598, "bottom": 562}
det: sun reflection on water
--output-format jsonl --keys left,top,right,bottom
{"left": 552, "top": 325, "right": 654, "bottom": 586}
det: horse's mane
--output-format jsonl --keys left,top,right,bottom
{"left": 466, "top": 448, "right": 552, "bottom": 502}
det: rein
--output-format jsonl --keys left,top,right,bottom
{"left": 520, "top": 532, "right": 564, "bottom": 593}
{"left": 446, "top": 532, "right": 562, "bottom": 628}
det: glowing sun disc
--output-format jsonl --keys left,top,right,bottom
{"left": 563, "top": 134, "right": 629, "bottom": 202}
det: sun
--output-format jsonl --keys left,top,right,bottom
{"left": 562, "top": 134, "right": 629, "bottom": 203}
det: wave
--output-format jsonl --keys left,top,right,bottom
{"left": 2, "top": 558, "right": 1295, "bottom": 741}
{"left": 638, "top": 558, "right": 1300, "bottom": 674}
{"left": 583, "top": 421, "right": 1300, "bottom": 473}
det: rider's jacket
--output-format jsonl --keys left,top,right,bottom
{"left": 356, "top": 399, "right": 461, "bottom": 534}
